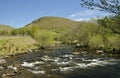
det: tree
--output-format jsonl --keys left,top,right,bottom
{"left": 81, "top": 0, "right": 120, "bottom": 34}
{"left": 98, "top": 15, "right": 120, "bottom": 34}
{"left": 74, "top": 22, "right": 99, "bottom": 46}
{"left": 28, "top": 25, "right": 41, "bottom": 37}
{"left": 81, "top": 0, "right": 120, "bottom": 15}
{"left": 33, "top": 30, "right": 55, "bottom": 47}
{"left": 59, "top": 27, "right": 78, "bottom": 44}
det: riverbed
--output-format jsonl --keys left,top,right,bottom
{"left": 0, "top": 45, "right": 120, "bottom": 78}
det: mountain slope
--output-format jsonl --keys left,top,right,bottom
{"left": 0, "top": 24, "right": 13, "bottom": 30}
{"left": 0, "top": 24, "right": 14, "bottom": 35}
{"left": 25, "top": 16, "right": 79, "bottom": 32}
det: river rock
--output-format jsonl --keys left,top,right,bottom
{"left": 7, "top": 63, "right": 21, "bottom": 75}
{"left": 28, "top": 49, "right": 33, "bottom": 53}
{"left": 81, "top": 51, "right": 87, "bottom": 54}
{"left": 0, "top": 66, "right": 4, "bottom": 71}
{"left": 2, "top": 74, "right": 8, "bottom": 78}
{"left": 73, "top": 52, "right": 80, "bottom": 55}
{"left": 0, "top": 58, "right": 6, "bottom": 64}
{"left": 96, "top": 50, "right": 104, "bottom": 54}
{"left": 5, "top": 69, "right": 15, "bottom": 76}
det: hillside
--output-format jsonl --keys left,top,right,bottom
{"left": 0, "top": 24, "right": 13, "bottom": 30}
{"left": 0, "top": 24, "right": 14, "bottom": 35}
{"left": 25, "top": 16, "right": 79, "bottom": 32}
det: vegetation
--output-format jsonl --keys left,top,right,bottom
{"left": 81, "top": 0, "right": 120, "bottom": 15}
{"left": 98, "top": 15, "right": 120, "bottom": 34}
{"left": 0, "top": 16, "right": 120, "bottom": 55}
{"left": 80, "top": 0, "right": 120, "bottom": 53}
{"left": 81, "top": 0, "right": 120, "bottom": 35}
{"left": 33, "top": 30, "right": 56, "bottom": 47}
{"left": 0, "top": 24, "right": 13, "bottom": 36}
{"left": 0, "top": 36, "right": 37, "bottom": 56}
{"left": 25, "top": 16, "right": 78, "bottom": 33}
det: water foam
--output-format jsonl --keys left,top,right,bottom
{"left": 28, "top": 69, "right": 45, "bottom": 74}
{"left": 21, "top": 61, "right": 44, "bottom": 68}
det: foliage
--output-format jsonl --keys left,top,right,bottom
{"left": 59, "top": 27, "right": 78, "bottom": 43}
{"left": 89, "top": 34, "right": 103, "bottom": 48}
{"left": 98, "top": 15, "right": 120, "bottom": 34}
{"left": 33, "top": 30, "right": 56, "bottom": 47}
{"left": 25, "top": 16, "right": 120, "bottom": 50}
{"left": 0, "top": 36, "right": 37, "bottom": 55}
{"left": 107, "top": 34, "right": 120, "bottom": 49}
{"left": 0, "top": 24, "right": 13, "bottom": 36}
{"left": 24, "top": 16, "right": 79, "bottom": 45}
{"left": 26, "top": 25, "right": 41, "bottom": 37}
{"left": 77, "top": 22, "right": 99, "bottom": 45}
{"left": 81, "top": 0, "right": 120, "bottom": 35}
{"left": 81, "top": 0, "right": 120, "bottom": 15}
{"left": 0, "top": 16, "right": 120, "bottom": 55}
{"left": 11, "top": 28, "right": 30, "bottom": 36}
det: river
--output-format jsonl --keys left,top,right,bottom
{"left": 0, "top": 45, "right": 120, "bottom": 78}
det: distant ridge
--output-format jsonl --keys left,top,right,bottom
{"left": 0, "top": 24, "right": 13, "bottom": 30}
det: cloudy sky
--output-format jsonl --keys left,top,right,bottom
{"left": 0, "top": 0, "right": 110, "bottom": 28}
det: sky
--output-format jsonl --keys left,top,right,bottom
{"left": 0, "top": 0, "right": 110, "bottom": 28}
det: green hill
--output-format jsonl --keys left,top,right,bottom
{"left": 0, "top": 24, "right": 14, "bottom": 35}
{"left": 25, "top": 16, "right": 78, "bottom": 32}
{"left": 0, "top": 24, "right": 13, "bottom": 30}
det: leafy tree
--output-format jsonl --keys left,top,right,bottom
{"left": 77, "top": 22, "right": 99, "bottom": 46}
{"left": 18, "top": 28, "right": 30, "bottom": 36}
{"left": 81, "top": 0, "right": 120, "bottom": 15}
{"left": 98, "top": 15, "right": 120, "bottom": 34}
{"left": 0, "top": 25, "right": 13, "bottom": 36}
{"left": 28, "top": 25, "right": 41, "bottom": 37}
{"left": 33, "top": 30, "right": 55, "bottom": 47}
{"left": 0, "top": 30, "right": 9, "bottom": 36}
{"left": 11, "top": 29, "right": 19, "bottom": 36}
{"left": 81, "top": 0, "right": 120, "bottom": 34}
{"left": 59, "top": 27, "right": 78, "bottom": 44}
{"left": 89, "top": 34, "right": 103, "bottom": 48}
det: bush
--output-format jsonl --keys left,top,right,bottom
{"left": 33, "top": 30, "right": 56, "bottom": 47}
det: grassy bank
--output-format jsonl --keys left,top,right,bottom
{"left": 0, "top": 36, "right": 37, "bottom": 56}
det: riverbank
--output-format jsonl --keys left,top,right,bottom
{"left": 0, "top": 36, "right": 38, "bottom": 56}
{"left": 0, "top": 42, "right": 120, "bottom": 59}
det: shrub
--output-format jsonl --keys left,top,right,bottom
{"left": 33, "top": 30, "right": 56, "bottom": 47}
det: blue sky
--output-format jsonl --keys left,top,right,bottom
{"left": 0, "top": 0, "right": 110, "bottom": 28}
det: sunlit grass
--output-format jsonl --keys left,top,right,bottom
{"left": 0, "top": 36, "right": 37, "bottom": 56}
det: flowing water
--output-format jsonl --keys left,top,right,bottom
{"left": 0, "top": 45, "right": 120, "bottom": 78}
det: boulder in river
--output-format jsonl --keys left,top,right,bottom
{"left": 0, "top": 58, "right": 6, "bottom": 64}
{"left": 5, "top": 68, "right": 15, "bottom": 76}
{"left": 73, "top": 52, "right": 80, "bottom": 55}
{"left": 0, "top": 66, "right": 4, "bottom": 71}
{"left": 96, "top": 50, "right": 104, "bottom": 54}
{"left": 7, "top": 64, "right": 21, "bottom": 75}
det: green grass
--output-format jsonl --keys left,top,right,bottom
{"left": 0, "top": 36, "right": 37, "bottom": 56}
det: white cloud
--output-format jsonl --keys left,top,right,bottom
{"left": 71, "top": 16, "right": 98, "bottom": 21}
{"left": 69, "top": 10, "right": 111, "bottom": 21}
{"left": 70, "top": 14, "right": 76, "bottom": 18}
{"left": 70, "top": 10, "right": 97, "bottom": 18}
{"left": 73, "top": 18, "right": 90, "bottom": 21}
